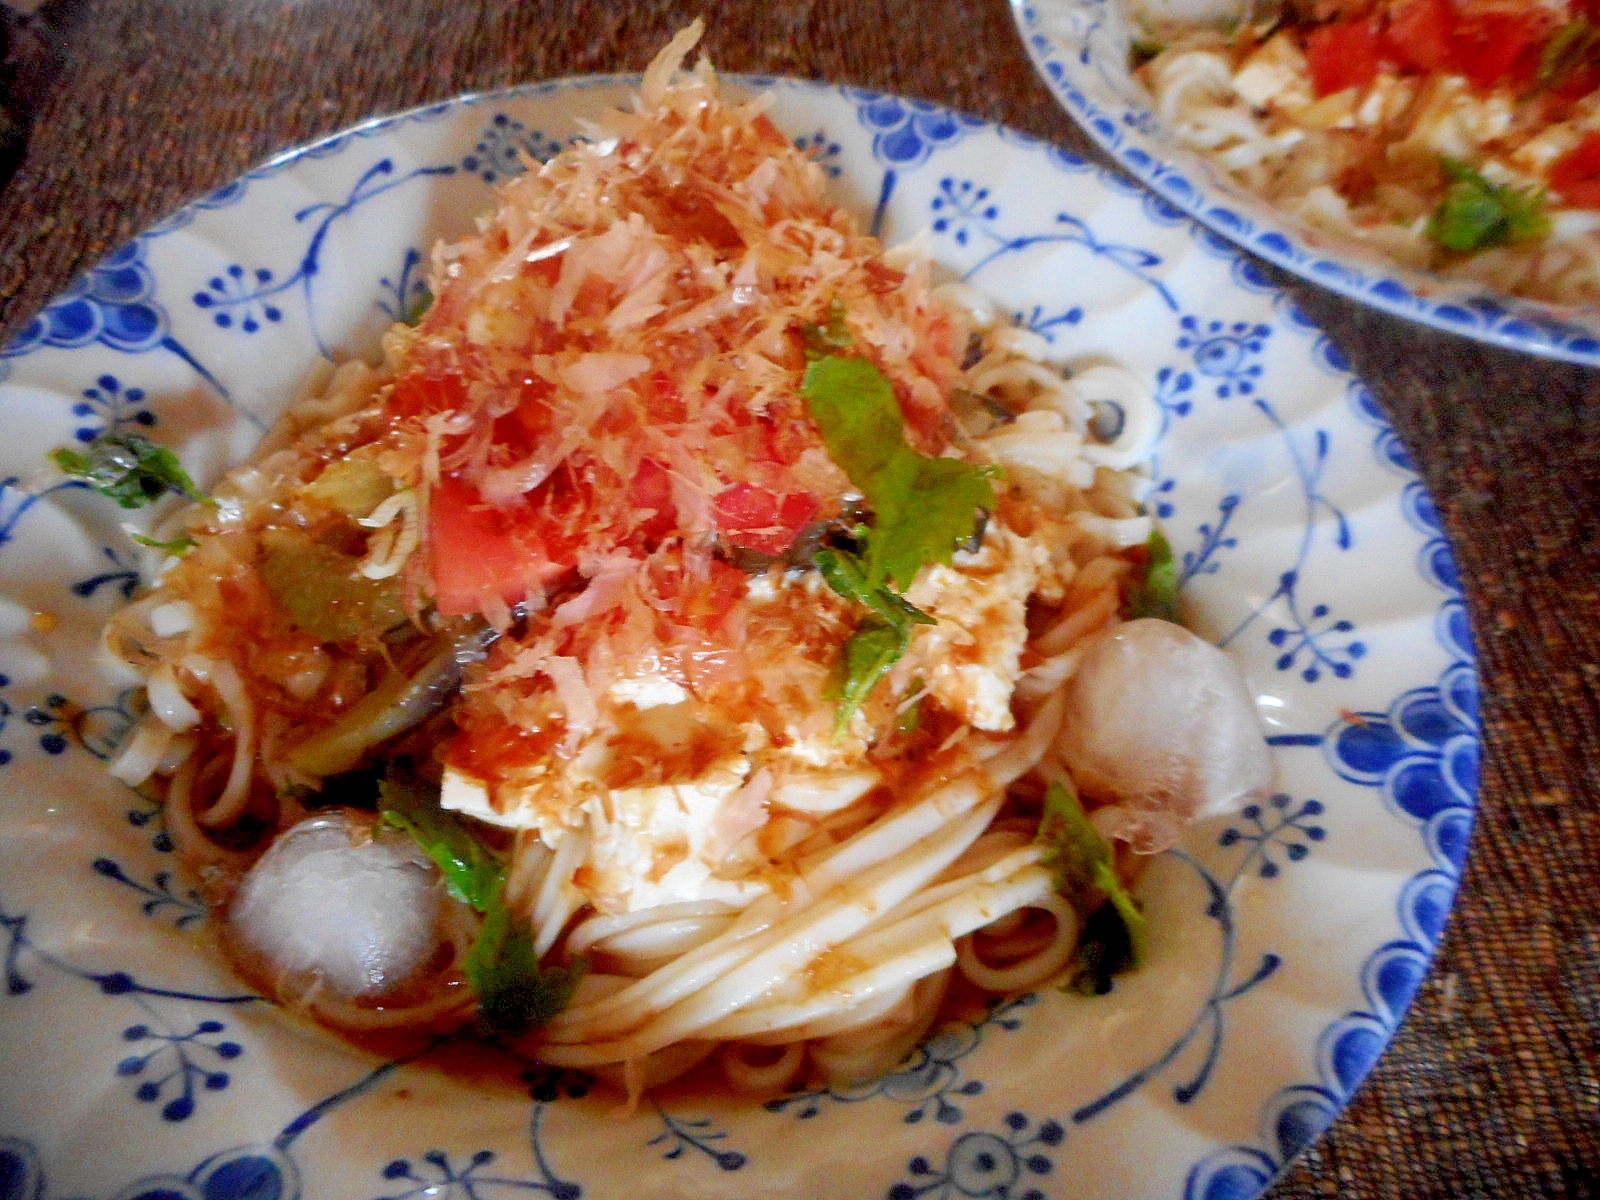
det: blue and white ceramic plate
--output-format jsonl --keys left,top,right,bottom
{"left": 0, "top": 77, "right": 1477, "bottom": 1200}
{"left": 1011, "top": 0, "right": 1600, "bottom": 365}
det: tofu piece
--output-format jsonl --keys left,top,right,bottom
{"left": 1396, "top": 75, "right": 1513, "bottom": 163}
{"left": 440, "top": 767, "right": 526, "bottom": 829}
{"left": 1232, "top": 34, "right": 1313, "bottom": 113}
{"left": 442, "top": 757, "right": 769, "bottom": 914}
{"left": 900, "top": 527, "right": 1047, "bottom": 732}
{"left": 580, "top": 761, "right": 767, "bottom": 913}
{"left": 608, "top": 672, "right": 690, "bottom": 709}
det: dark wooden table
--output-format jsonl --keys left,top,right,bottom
{"left": 2, "top": 1, "right": 1596, "bottom": 1196}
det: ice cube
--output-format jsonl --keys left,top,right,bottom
{"left": 1055, "top": 618, "right": 1271, "bottom": 852}
{"left": 229, "top": 810, "right": 444, "bottom": 1001}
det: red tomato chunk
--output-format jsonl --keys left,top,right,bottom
{"left": 1552, "top": 133, "right": 1600, "bottom": 210}
{"left": 1306, "top": 19, "right": 1385, "bottom": 97}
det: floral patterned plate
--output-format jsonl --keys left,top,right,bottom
{"left": 0, "top": 76, "right": 1477, "bottom": 1200}
{"left": 1011, "top": 0, "right": 1600, "bottom": 365}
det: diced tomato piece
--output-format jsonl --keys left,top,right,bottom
{"left": 748, "top": 407, "right": 816, "bottom": 467}
{"left": 1381, "top": 0, "right": 1458, "bottom": 73}
{"left": 677, "top": 558, "right": 750, "bottom": 631}
{"left": 511, "top": 373, "right": 557, "bottom": 440}
{"left": 387, "top": 368, "right": 468, "bottom": 419}
{"left": 1560, "top": 180, "right": 1600, "bottom": 208}
{"left": 712, "top": 483, "right": 818, "bottom": 556}
{"left": 630, "top": 458, "right": 678, "bottom": 540}
{"left": 641, "top": 373, "right": 686, "bottom": 424}
{"left": 1551, "top": 133, "right": 1600, "bottom": 209}
{"left": 1451, "top": 10, "right": 1547, "bottom": 90}
{"left": 1306, "top": 19, "right": 1384, "bottom": 97}
{"left": 428, "top": 476, "right": 574, "bottom": 616}
{"left": 1552, "top": 132, "right": 1600, "bottom": 186}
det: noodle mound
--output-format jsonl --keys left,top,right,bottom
{"left": 103, "top": 23, "right": 1266, "bottom": 1098}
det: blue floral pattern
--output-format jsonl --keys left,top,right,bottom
{"left": 1176, "top": 318, "right": 1267, "bottom": 400}
{"left": 768, "top": 995, "right": 1035, "bottom": 1126}
{"left": 1184, "top": 377, "right": 1476, "bottom": 1200}
{"left": 0, "top": 78, "right": 1476, "bottom": 1200}
{"left": 460, "top": 114, "right": 567, "bottom": 183}
{"left": 377, "top": 1128, "right": 581, "bottom": 1200}
{"left": 92, "top": 858, "right": 207, "bottom": 927}
{"left": 22, "top": 686, "right": 143, "bottom": 762}
{"left": 68, "top": 374, "right": 157, "bottom": 443}
{"left": 0, "top": 242, "right": 233, "bottom": 401}
{"left": 188, "top": 158, "right": 457, "bottom": 358}
{"left": 849, "top": 91, "right": 984, "bottom": 235}
{"left": 646, "top": 1104, "right": 746, "bottom": 1171}
{"left": 1, "top": 891, "right": 259, "bottom": 1122}
{"left": 793, "top": 130, "right": 844, "bottom": 177}
{"left": 890, "top": 1113, "right": 1065, "bottom": 1200}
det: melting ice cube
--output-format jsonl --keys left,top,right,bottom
{"left": 229, "top": 810, "right": 444, "bottom": 1001}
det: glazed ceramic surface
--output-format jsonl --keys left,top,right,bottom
{"left": 0, "top": 77, "right": 1477, "bottom": 1200}
{"left": 1012, "top": 0, "right": 1600, "bottom": 366}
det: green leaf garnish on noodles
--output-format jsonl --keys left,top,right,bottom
{"left": 799, "top": 298, "right": 854, "bottom": 359}
{"left": 1035, "top": 778, "right": 1148, "bottom": 994}
{"left": 1129, "top": 38, "right": 1166, "bottom": 67}
{"left": 467, "top": 896, "right": 586, "bottom": 1034}
{"left": 801, "top": 349, "right": 998, "bottom": 730}
{"left": 802, "top": 354, "right": 998, "bottom": 593}
{"left": 50, "top": 433, "right": 210, "bottom": 509}
{"left": 815, "top": 541, "right": 936, "bottom": 734}
{"left": 131, "top": 532, "right": 197, "bottom": 555}
{"left": 1426, "top": 159, "right": 1550, "bottom": 254}
{"left": 1129, "top": 527, "right": 1180, "bottom": 622}
{"left": 407, "top": 283, "right": 434, "bottom": 326}
{"left": 829, "top": 614, "right": 913, "bottom": 732}
{"left": 381, "top": 769, "right": 584, "bottom": 1033}
{"left": 380, "top": 771, "right": 503, "bottom": 909}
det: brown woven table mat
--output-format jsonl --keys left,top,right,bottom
{"left": 1, "top": 1, "right": 1596, "bottom": 1195}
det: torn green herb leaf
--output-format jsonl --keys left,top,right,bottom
{"left": 800, "top": 298, "right": 854, "bottom": 359}
{"left": 1129, "top": 527, "right": 1180, "bottom": 622}
{"left": 828, "top": 615, "right": 912, "bottom": 735}
{"left": 1036, "top": 777, "right": 1148, "bottom": 990}
{"left": 467, "top": 897, "right": 586, "bottom": 1034}
{"left": 51, "top": 433, "right": 209, "bottom": 510}
{"left": 801, "top": 348, "right": 997, "bottom": 730}
{"left": 1129, "top": 38, "right": 1166, "bottom": 67}
{"left": 815, "top": 542, "right": 933, "bottom": 732}
{"left": 382, "top": 767, "right": 581, "bottom": 1032}
{"left": 802, "top": 353, "right": 998, "bottom": 593}
{"left": 131, "top": 532, "right": 198, "bottom": 555}
{"left": 407, "top": 284, "right": 435, "bottom": 326}
{"left": 896, "top": 682, "right": 925, "bottom": 736}
{"left": 1063, "top": 901, "right": 1142, "bottom": 996}
{"left": 380, "top": 770, "right": 503, "bottom": 910}
{"left": 1427, "top": 159, "right": 1549, "bottom": 254}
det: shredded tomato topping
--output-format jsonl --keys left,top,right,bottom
{"left": 363, "top": 36, "right": 986, "bottom": 798}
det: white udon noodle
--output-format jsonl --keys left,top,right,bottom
{"left": 107, "top": 288, "right": 1165, "bottom": 1097}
